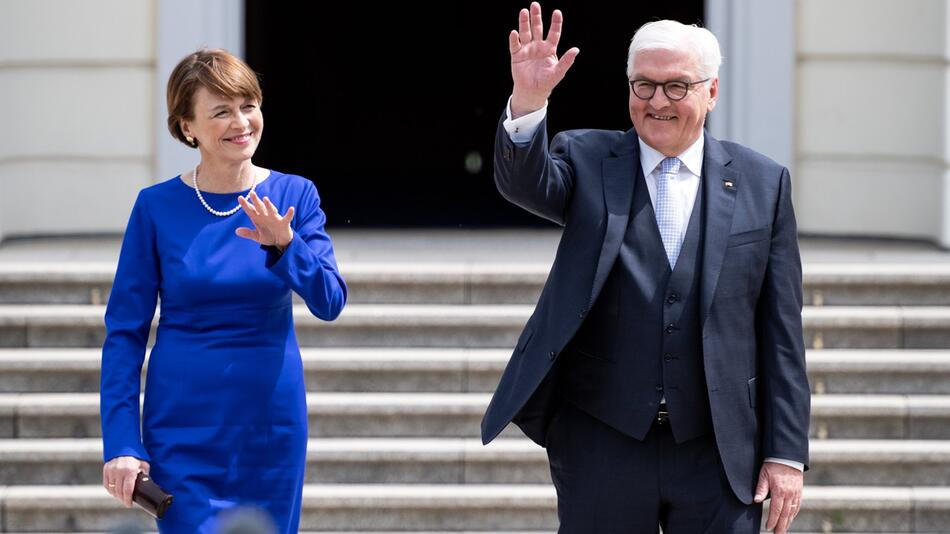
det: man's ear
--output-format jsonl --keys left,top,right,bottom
{"left": 706, "top": 77, "right": 719, "bottom": 113}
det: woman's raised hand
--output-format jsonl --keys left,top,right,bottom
{"left": 236, "top": 191, "right": 295, "bottom": 250}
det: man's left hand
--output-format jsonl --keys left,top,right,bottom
{"left": 754, "top": 462, "right": 803, "bottom": 534}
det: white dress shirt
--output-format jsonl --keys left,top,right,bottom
{"left": 502, "top": 97, "right": 804, "bottom": 473}
{"left": 637, "top": 135, "right": 702, "bottom": 238}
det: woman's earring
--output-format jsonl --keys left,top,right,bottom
{"left": 186, "top": 136, "right": 196, "bottom": 147}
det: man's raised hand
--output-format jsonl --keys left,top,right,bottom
{"left": 509, "top": 2, "right": 579, "bottom": 118}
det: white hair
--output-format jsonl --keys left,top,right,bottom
{"left": 626, "top": 20, "right": 722, "bottom": 83}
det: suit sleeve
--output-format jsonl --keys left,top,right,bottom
{"left": 261, "top": 181, "right": 347, "bottom": 321}
{"left": 756, "top": 167, "right": 810, "bottom": 469}
{"left": 100, "top": 191, "right": 157, "bottom": 463}
{"left": 493, "top": 110, "right": 575, "bottom": 226}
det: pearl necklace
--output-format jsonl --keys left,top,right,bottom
{"left": 192, "top": 165, "right": 257, "bottom": 217}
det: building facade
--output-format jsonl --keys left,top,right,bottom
{"left": 2, "top": 0, "right": 946, "bottom": 245}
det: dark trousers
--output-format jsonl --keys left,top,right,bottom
{"left": 545, "top": 401, "right": 762, "bottom": 534}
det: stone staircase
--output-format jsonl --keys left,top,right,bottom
{"left": 0, "top": 261, "right": 949, "bottom": 532}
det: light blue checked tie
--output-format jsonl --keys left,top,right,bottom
{"left": 655, "top": 157, "right": 683, "bottom": 268}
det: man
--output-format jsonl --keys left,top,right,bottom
{"left": 480, "top": 4, "right": 810, "bottom": 533}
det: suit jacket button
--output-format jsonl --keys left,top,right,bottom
{"left": 664, "top": 354, "right": 673, "bottom": 362}
{"left": 655, "top": 385, "right": 664, "bottom": 392}
{"left": 665, "top": 323, "right": 675, "bottom": 334}
{"left": 667, "top": 293, "right": 679, "bottom": 304}
{"left": 548, "top": 351, "right": 556, "bottom": 361}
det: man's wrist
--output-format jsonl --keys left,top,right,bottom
{"left": 504, "top": 97, "right": 547, "bottom": 143}
{"left": 510, "top": 94, "right": 547, "bottom": 119}
{"left": 764, "top": 458, "right": 804, "bottom": 472}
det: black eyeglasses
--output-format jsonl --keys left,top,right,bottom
{"left": 629, "top": 78, "right": 710, "bottom": 101}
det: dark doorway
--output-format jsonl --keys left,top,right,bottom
{"left": 245, "top": 2, "right": 703, "bottom": 227}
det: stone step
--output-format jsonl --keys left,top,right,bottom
{"left": 0, "top": 263, "right": 548, "bottom": 306}
{"left": 803, "top": 263, "right": 950, "bottom": 306}
{"left": 1, "top": 485, "right": 948, "bottom": 532}
{"left": 0, "top": 304, "right": 530, "bottom": 349}
{"left": 0, "top": 532, "right": 904, "bottom": 534}
{"left": 2, "top": 393, "right": 949, "bottom": 440}
{"left": 0, "top": 347, "right": 508, "bottom": 394}
{"left": 2, "top": 304, "right": 950, "bottom": 349}
{"left": 803, "top": 306, "right": 950, "bottom": 349}
{"left": 0, "top": 392, "right": 506, "bottom": 440}
{"left": 2, "top": 438, "right": 949, "bottom": 488}
{"left": 808, "top": 349, "right": 950, "bottom": 394}
{"left": 4, "top": 262, "right": 950, "bottom": 306}
{"left": 0, "top": 532, "right": 907, "bottom": 534}
{"left": 810, "top": 395, "right": 950, "bottom": 439}
{"left": 3, "top": 348, "right": 950, "bottom": 395}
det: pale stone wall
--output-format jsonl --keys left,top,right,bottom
{"left": 0, "top": 0, "right": 156, "bottom": 240}
{"left": 706, "top": 0, "right": 796, "bottom": 181}
{"left": 795, "top": 0, "right": 950, "bottom": 246}
{"left": 4, "top": 0, "right": 949, "bottom": 247}
{"left": 0, "top": 0, "right": 241, "bottom": 241}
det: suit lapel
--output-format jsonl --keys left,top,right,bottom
{"left": 700, "top": 134, "right": 740, "bottom": 327}
{"left": 588, "top": 129, "right": 639, "bottom": 307}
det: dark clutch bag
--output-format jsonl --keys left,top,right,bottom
{"left": 133, "top": 472, "right": 174, "bottom": 519}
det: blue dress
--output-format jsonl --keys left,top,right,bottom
{"left": 100, "top": 170, "right": 347, "bottom": 533}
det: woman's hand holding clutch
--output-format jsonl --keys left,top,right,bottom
{"left": 103, "top": 456, "right": 150, "bottom": 507}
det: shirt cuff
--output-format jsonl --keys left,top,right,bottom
{"left": 503, "top": 95, "right": 547, "bottom": 143}
{"left": 765, "top": 457, "right": 804, "bottom": 472}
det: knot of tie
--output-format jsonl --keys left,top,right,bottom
{"left": 660, "top": 157, "right": 681, "bottom": 177}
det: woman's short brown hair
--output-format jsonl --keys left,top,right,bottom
{"left": 166, "top": 48, "right": 263, "bottom": 147}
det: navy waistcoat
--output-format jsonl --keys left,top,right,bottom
{"left": 558, "top": 164, "right": 712, "bottom": 443}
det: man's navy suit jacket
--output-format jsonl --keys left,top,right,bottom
{"left": 480, "top": 115, "right": 811, "bottom": 504}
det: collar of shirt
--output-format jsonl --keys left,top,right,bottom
{"left": 637, "top": 133, "right": 705, "bottom": 179}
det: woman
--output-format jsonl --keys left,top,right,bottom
{"left": 100, "top": 48, "right": 347, "bottom": 533}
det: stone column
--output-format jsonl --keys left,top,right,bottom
{"left": 706, "top": 0, "right": 796, "bottom": 177}
{"left": 155, "top": 0, "right": 244, "bottom": 187}
{"left": 796, "top": 0, "right": 950, "bottom": 247}
{"left": 0, "top": 0, "right": 155, "bottom": 241}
